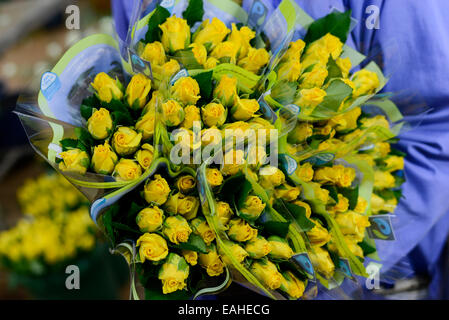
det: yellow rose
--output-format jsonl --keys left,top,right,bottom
{"left": 306, "top": 219, "right": 331, "bottom": 247}
{"left": 231, "top": 98, "right": 259, "bottom": 121}
{"left": 164, "top": 192, "right": 200, "bottom": 220}
{"left": 244, "top": 235, "right": 271, "bottom": 259}
{"left": 228, "top": 24, "right": 255, "bottom": 59}
{"left": 144, "top": 174, "right": 171, "bottom": 205}
{"left": 214, "top": 75, "right": 238, "bottom": 107}
{"left": 295, "top": 162, "right": 314, "bottom": 182}
{"left": 371, "top": 193, "right": 385, "bottom": 214}
{"left": 171, "top": 77, "right": 200, "bottom": 105}
{"left": 191, "top": 217, "right": 216, "bottom": 245}
{"left": 199, "top": 246, "right": 225, "bottom": 277}
{"left": 280, "top": 271, "right": 305, "bottom": 299}
{"left": 201, "top": 126, "right": 220, "bottom": 146}
{"left": 292, "top": 200, "right": 312, "bottom": 218}
{"left": 268, "top": 236, "right": 294, "bottom": 260}
{"left": 135, "top": 143, "right": 154, "bottom": 170}
{"left": 310, "top": 182, "right": 330, "bottom": 204}
{"left": 193, "top": 17, "right": 230, "bottom": 49}
{"left": 206, "top": 168, "right": 223, "bottom": 188}
{"left": 136, "top": 106, "right": 156, "bottom": 140}
{"left": 294, "top": 87, "right": 327, "bottom": 115}
{"left": 384, "top": 155, "right": 404, "bottom": 172}
{"left": 316, "top": 33, "right": 343, "bottom": 59}
{"left": 112, "top": 126, "right": 142, "bottom": 156}
{"left": 240, "top": 195, "right": 266, "bottom": 220}
{"left": 227, "top": 218, "right": 258, "bottom": 242}
{"left": 141, "top": 41, "right": 166, "bottom": 66}
{"left": 210, "top": 41, "right": 239, "bottom": 64}
{"left": 221, "top": 149, "right": 245, "bottom": 176}
{"left": 308, "top": 246, "right": 334, "bottom": 279}
{"left": 216, "top": 201, "right": 234, "bottom": 227}
{"left": 328, "top": 235, "right": 364, "bottom": 258}
{"left": 354, "top": 196, "right": 368, "bottom": 214}
{"left": 274, "top": 184, "right": 300, "bottom": 202}
{"left": 301, "top": 45, "right": 329, "bottom": 72}
{"left": 162, "top": 215, "right": 192, "bottom": 244}
{"left": 158, "top": 253, "right": 189, "bottom": 294}
{"left": 189, "top": 43, "right": 207, "bottom": 66}
{"left": 181, "top": 105, "right": 201, "bottom": 129}
{"left": 160, "top": 59, "right": 181, "bottom": 79}
{"left": 238, "top": 47, "right": 270, "bottom": 74}
{"left": 351, "top": 69, "right": 380, "bottom": 97}
{"left": 329, "top": 107, "right": 361, "bottom": 132}
{"left": 299, "top": 67, "right": 329, "bottom": 89}
{"left": 288, "top": 122, "right": 314, "bottom": 144}
{"left": 361, "top": 115, "right": 390, "bottom": 130}
{"left": 204, "top": 57, "right": 219, "bottom": 69}
{"left": 336, "top": 57, "right": 352, "bottom": 78}
{"left": 136, "top": 206, "right": 164, "bottom": 232}
{"left": 137, "top": 233, "right": 168, "bottom": 262}
{"left": 314, "top": 165, "right": 356, "bottom": 188}
{"left": 374, "top": 170, "right": 396, "bottom": 189}
{"left": 202, "top": 103, "right": 227, "bottom": 127}
{"left": 87, "top": 108, "right": 113, "bottom": 140}
{"left": 219, "top": 240, "right": 248, "bottom": 265}
{"left": 125, "top": 74, "right": 152, "bottom": 109}
{"left": 250, "top": 259, "right": 282, "bottom": 290}
{"left": 91, "top": 72, "right": 123, "bottom": 103}
{"left": 259, "top": 166, "right": 285, "bottom": 189}
{"left": 282, "top": 39, "right": 306, "bottom": 62}
{"left": 335, "top": 211, "right": 371, "bottom": 242}
{"left": 91, "top": 142, "right": 118, "bottom": 175}
{"left": 161, "top": 99, "right": 184, "bottom": 126}
{"left": 182, "top": 250, "right": 198, "bottom": 266}
{"left": 114, "top": 159, "right": 142, "bottom": 181}
{"left": 327, "top": 194, "right": 349, "bottom": 215}
{"left": 277, "top": 59, "right": 301, "bottom": 82}
{"left": 176, "top": 175, "right": 196, "bottom": 193}
{"left": 372, "top": 141, "right": 391, "bottom": 158}
{"left": 160, "top": 15, "right": 191, "bottom": 53}
{"left": 58, "top": 149, "right": 90, "bottom": 175}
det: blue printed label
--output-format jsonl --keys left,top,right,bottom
{"left": 170, "top": 69, "right": 189, "bottom": 85}
{"left": 291, "top": 253, "right": 316, "bottom": 281}
{"left": 248, "top": 0, "right": 268, "bottom": 30}
{"left": 279, "top": 154, "right": 297, "bottom": 176}
{"left": 338, "top": 258, "right": 355, "bottom": 280}
{"left": 259, "top": 99, "right": 278, "bottom": 123}
{"left": 302, "top": 153, "right": 335, "bottom": 166}
{"left": 40, "top": 72, "right": 61, "bottom": 101}
{"left": 160, "top": 0, "right": 175, "bottom": 13}
{"left": 367, "top": 215, "right": 395, "bottom": 240}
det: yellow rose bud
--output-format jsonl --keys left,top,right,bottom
{"left": 204, "top": 57, "right": 219, "bottom": 69}
{"left": 295, "top": 162, "right": 314, "bottom": 182}
{"left": 189, "top": 43, "right": 207, "bottom": 66}
{"left": 114, "top": 159, "right": 142, "bottom": 181}
{"left": 314, "top": 165, "right": 356, "bottom": 188}
{"left": 162, "top": 215, "right": 192, "bottom": 244}
{"left": 136, "top": 107, "right": 156, "bottom": 140}
{"left": 245, "top": 235, "right": 271, "bottom": 259}
{"left": 210, "top": 41, "right": 239, "bottom": 64}
{"left": 374, "top": 170, "right": 396, "bottom": 189}
{"left": 58, "top": 149, "right": 90, "bottom": 175}
{"left": 280, "top": 270, "right": 305, "bottom": 299}
{"left": 161, "top": 99, "right": 184, "bottom": 126}
{"left": 299, "top": 67, "right": 328, "bottom": 89}
{"left": 282, "top": 39, "right": 306, "bottom": 62}
{"left": 328, "top": 235, "right": 364, "bottom": 258}
{"left": 193, "top": 17, "right": 230, "bottom": 49}
{"left": 199, "top": 246, "right": 225, "bottom": 277}
{"left": 354, "top": 196, "right": 368, "bottom": 214}
{"left": 171, "top": 77, "right": 200, "bottom": 105}
{"left": 308, "top": 246, "right": 335, "bottom": 279}
{"left": 87, "top": 108, "right": 113, "bottom": 140}
{"left": 125, "top": 74, "right": 152, "bottom": 109}
{"left": 329, "top": 107, "right": 361, "bottom": 132}
{"left": 351, "top": 69, "right": 380, "bottom": 97}
{"left": 137, "top": 233, "right": 168, "bottom": 262}
{"left": 182, "top": 250, "right": 198, "bottom": 266}
{"left": 288, "top": 122, "right": 314, "bottom": 144}
{"left": 91, "top": 72, "right": 123, "bottom": 103}
{"left": 250, "top": 259, "right": 282, "bottom": 290}
{"left": 292, "top": 200, "right": 312, "bottom": 218}
{"left": 259, "top": 166, "right": 285, "bottom": 189}
{"left": 91, "top": 142, "right": 118, "bottom": 175}
{"left": 112, "top": 126, "right": 142, "bottom": 156}
{"left": 206, "top": 168, "right": 223, "bottom": 188}
{"left": 372, "top": 141, "right": 391, "bottom": 158}
{"left": 268, "top": 236, "right": 294, "bottom": 260}
{"left": 277, "top": 59, "right": 301, "bottom": 82}
{"left": 361, "top": 115, "right": 390, "bottom": 130}
{"left": 307, "top": 219, "right": 331, "bottom": 247}
{"left": 309, "top": 182, "right": 330, "bottom": 204}
{"left": 214, "top": 75, "right": 238, "bottom": 107}
{"left": 274, "top": 184, "right": 300, "bottom": 202}
{"left": 240, "top": 195, "right": 266, "bottom": 220}
{"left": 181, "top": 105, "right": 201, "bottom": 129}
{"left": 160, "top": 15, "right": 191, "bottom": 53}
{"left": 336, "top": 57, "right": 352, "bottom": 78}
{"left": 216, "top": 201, "right": 234, "bottom": 227}
{"left": 191, "top": 217, "right": 216, "bottom": 246}
{"left": 231, "top": 98, "right": 259, "bottom": 121}
{"left": 135, "top": 143, "right": 154, "bottom": 170}
{"left": 228, "top": 24, "right": 255, "bottom": 59}
{"left": 141, "top": 41, "right": 166, "bottom": 66}
{"left": 384, "top": 156, "right": 404, "bottom": 172}
{"left": 158, "top": 253, "right": 189, "bottom": 294}
{"left": 160, "top": 59, "right": 181, "bottom": 79}
{"left": 335, "top": 211, "right": 371, "bottom": 242}
{"left": 227, "top": 218, "right": 258, "bottom": 242}
{"left": 371, "top": 193, "right": 385, "bottom": 214}
{"left": 219, "top": 240, "right": 249, "bottom": 265}
{"left": 327, "top": 193, "right": 349, "bottom": 215}
{"left": 220, "top": 149, "right": 245, "bottom": 176}
{"left": 238, "top": 47, "right": 270, "bottom": 74}
{"left": 136, "top": 206, "right": 164, "bottom": 232}
{"left": 202, "top": 102, "right": 227, "bottom": 127}
{"left": 165, "top": 192, "right": 200, "bottom": 220}
{"left": 294, "top": 87, "right": 327, "bottom": 115}
{"left": 176, "top": 175, "right": 196, "bottom": 193}
{"left": 144, "top": 174, "right": 171, "bottom": 205}
{"left": 321, "top": 33, "right": 343, "bottom": 59}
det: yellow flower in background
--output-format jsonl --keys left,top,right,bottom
{"left": 240, "top": 195, "right": 266, "bottom": 220}
{"left": 210, "top": 41, "right": 239, "bottom": 64}
{"left": 205, "top": 168, "right": 223, "bottom": 187}
{"left": 231, "top": 98, "right": 259, "bottom": 121}
{"left": 280, "top": 270, "right": 305, "bottom": 299}
{"left": 135, "top": 143, "right": 154, "bottom": 170}
{"left": 384, "top": 155, "right": 404, "bottom": 172}
{"left": 171, "top": 77, "right": 200, "bottom": 105}
{"left": 245, "top": 235, "right": 271, "bottom": 259}
{"left": 238, "top": 47, "right": 270, "bottom": 74}
{"left": 87, "top": 108, "right": 113, "bottom": 140}
{"left": 204, "top": 57, "right": 219, "bottom": 69}
{"left": 202, "top": 103, "right": 227, "bottom": 127}
{"left": 221, "top": 149, "right": 245, "bottom": 176}
{"left": 160, "top": 15, "right": 191, "bottom": 52}
{"left": 361, "top": 114, "right": 389, "bottom": 129}
{"left": 191, "top": 217, "right": 216, "bottom": 245}
{"left": 371, "top": 193, "right": 386, "bottom": 214}
{"left": 158, "top": 253, "right": 189, "bottom": 294}
{"left": 193, "top": 17, "right": 230, "bottom": 49}
{"left": 282, "top": 39, "right": 306, "bottom": 62}
{"left": 295, "top": 162, "right": 314, "bottom": 182}
{"left": 136, "top": 206, "right": 164, "bottom": 232}
{"left": 161, "top": 59, "right": 181, "bottom": 79}
{"left": 176, "top": 175, "right": 196, "bottom": 194}
{"left": 308, "top": 246, "right": 335, "bottom": 279}
{"left": 136, "top": 106, "right": 156, "bottom": 140}
{"left": 259, "top": 166, "right": 285, "bottom": 189}
{"left": 228, "top": 24, "right": 255, "bottom": 59}
{"left": 351, "top": 69, "right": 380, "bottom": 97}
{"left": 327, "top": 194, "right": 349, "bottom": 216}
{"left": 144, "top": 174, "right": 171, "bottom": 205}
{"left": 274, "top": 184, "right": 300, "bottom": 202}
{"left": 311, "top": 183, "right": 330, "bottom": 204}
{"left": 199, "top": 246, "right": 225, "bottom": 277}
{"left": 336, "top": 57, "right": 352, "bottom": 78}
{"left": 216, "top": 201, "right": 234, "bottom": 227}
{"left": 250, "top": 259, "right": 282, "bottom": 290}
{"left": 292, "top": 200, "right": 312, "bottom": 218}
{"left": 112, "top": 126, "right": 142, "bottom": 156}
{"left": 314, "top": 165, "right": 356, "bottom": 188}
{"left": 91, "top": 142, "right": 118, "bottom": 175}
{"left": 307, "top": 219, "right": 331, "bottom": 247}
{"left": 58, "top": 149, "right": 90, "bottom": 175}
{"left": 114, "top": 159, "right": 142, "bottom": 181}
{"left": 299, "top": 67, "right": 328, "bottom": 89}
{"left": 227, "top": 218, "right": 257, "bottom": 242}
{"left": 189, "top": 43, "right": 207, "bottom": 66}
{"left": 137, "top": 233, "right": 168, "bottom": 262}
{"left": 182, "top": 250, "right": 198, "bottom": 266}
{"left": 161, "top": 99, "right": 185, "bottom": 126}
{"left": 214, "top": 74, "right": 238, "bottom": 107}
{"left": 301, "top": 45, "right": 329, "bottom": 72}
{"left": 372, "top": 141, "right": 391, "bottom": 158}
{"left": 328, "top": 106, "right": 361, "bottom": 132}
{"left": 335, "top": 210, "right": 371, "bottom": 242}
{"left": 141, "top": 41, "right": 166, "bottom": 66}
{"left": 294, "top": 87, "right": 326, "bottom": 116}
{"left": 268, "top": 236, "right": 294, "bottom": 260}
{"left": 219, "top": 240, "right": 248, "bottom": 265}
{"left": 288, "top": 122, "right": 314, "bottom": 144}
{"left": 126, "top": 74, "right": 152, "bottom": 109}
{"left": 181, "top": 105, "right": 201, "bottom": 129}
{"left": 277, "top": 59, "right": 301, "bottom": 82}
{"left": 354, "top": 196, "right": 368, "bottom": 214}
{"left": 165, "top": 193, "right": 199, "bottom": 220}
{"left": 328, "top": 235, "right": 364, "bottom": 258}
{"left": 91, "top": 72, "right": 123, "bottom": 103}
{"left": 163, "top": 215, "right": 192, "bottom": 244}
{"left": 374, "top": 170, "right": 396, "bottom": 189}
{"left": 321, "top": 33, "right": 343, "bottom": 59}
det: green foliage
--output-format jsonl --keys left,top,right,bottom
{"left": 145, "top": 6, "right": 171, "bottom": 44}
{"left": 182, "top": 0, "right": 204, "bottom": 27}
{"left": 304, "top": 10, "right": 352, "bottom": 44}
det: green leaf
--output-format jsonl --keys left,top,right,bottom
{"left": 325, "top": 57, "right": 343, "bottom": 84}
{"left": 182, "top": 0, "right": 204, "bottom": 27}
{"left": 192, "top": 70, "right": 213, "bottom": 104}
{"left": 111, "top": 222, "right": 141, "bottom": 234}
{"left": 257, "top": 209, "right": 290, "bottom": 238}
{"left": 304, "top": 10, "right": 352, "bottom": 44}
{"left": 144, "top": 6, "right": 170, "bottom": 44}
{"left": 174, "top": 48, "right": 203, "bottom": 70}
{"left": 389, "top": 148, "right": 407, "bottom": 158}
{"left": 75, "top": 127, "right": 94, "bottom": 149}
{"left": 274, "top": 200, "right": 315, "bottom": 232}
{"left": 102, "top": 207, "right": 116, "bottom": 244}
{"left": 322, "top": 185, "right": 339, "bottom": 203}
{"left": 60, "top": 138, "right": 78, "bottom": 151}
{"left": 81, "top": 95, "right": 100, "bottom": 108}
{"left": 339, "top": 186, "right": 359, "bottom": 210}
{"left": 112, "top": 111, "right": 134, "bottom": 126}
{"left": 314, "top": 79, "right": 353, "bottom": 113}
{"left": 172, "top": 233, "right": 208, "bottom": 254}
{"left": 271, "top": 80, "right": 297, "bottom": 105}
{"left": 359, "top": 238, "right": 377, "bottom": 257}
{"left": 80, "top": 104, "right": 94, "bottom": 121}
{"left": 236, "top": 180, "right": 252, "bottom": 210}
